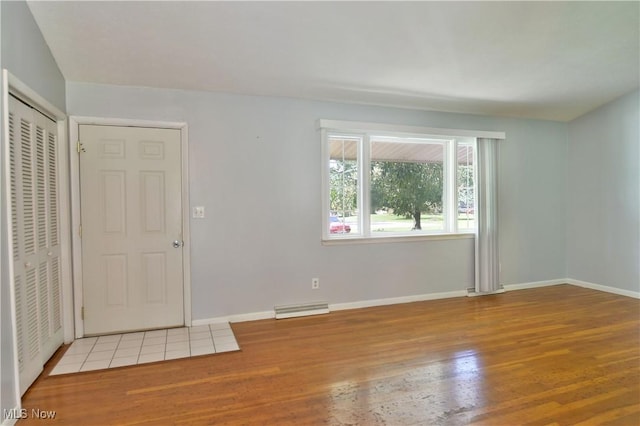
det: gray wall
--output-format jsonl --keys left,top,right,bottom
{"left": 66, "top": 82, "right": 569, "bottom": 320}
{"left": 1, "top": 1, "right": 66, "bottom": 112}
{"left": 567, "top": 90, "right": 640, "bottom": 292}
{"left": 1, "top": 1, "right": 66, "bottom": 419}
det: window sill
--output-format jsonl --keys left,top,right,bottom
{"left": 322, "top": 232, "right": 475, "bottom": 246}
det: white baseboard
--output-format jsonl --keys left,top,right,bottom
{"left": 191, "top": 279, "right": 638, "bottom": 326}
{"left": 502, "top": 279, "right": 567, "bottom": 291}
{"left": 192, "top": 290, "right": 468, "bottom": 325}
{"left": 330, "top": 290, "right": 468, "bottom": 312}
{"left": 567, "top": 278, "right": 640, "bottom": 299}
{"left": 466, "top": 286, "right": 505, "bottom": 297}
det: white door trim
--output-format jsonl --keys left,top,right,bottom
{"left": 68, "top": 116, "right": 191, "bottom": 338}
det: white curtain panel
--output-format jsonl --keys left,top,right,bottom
{"left": 475, "top": 138, "right": 500, "bottom": 294}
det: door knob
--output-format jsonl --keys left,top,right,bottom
{"left": 172, "top": 240, "right": 183, "bottom": 248}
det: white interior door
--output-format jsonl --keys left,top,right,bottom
{"left": 79, "top": 125, "right": 184, "bottom": 335}
{"left": 9, "top": 95, "right": 63, "bottom": 395}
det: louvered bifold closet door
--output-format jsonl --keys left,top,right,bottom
{"left": 8, "top": 96, "right": 63, "bottom": 395}
{"left": 34, "top": 107, "right": 63, "bottom": 361}
{"left": 9, "top": 97, "right": 42, "bottom": 394}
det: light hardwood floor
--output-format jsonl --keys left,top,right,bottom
{"left": 19, "top": 284, "right": 640, "bottom": 425}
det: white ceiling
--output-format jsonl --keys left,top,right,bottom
{"left": 27, "top": 1, "right": 639, "bottom": 122}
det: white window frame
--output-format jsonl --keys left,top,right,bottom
{"left": 319, "top": 120, "right": 504, "bottom": 244}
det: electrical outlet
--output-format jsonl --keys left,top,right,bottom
{"left": 312, "top": 278, "right": 320, "bottom": 289}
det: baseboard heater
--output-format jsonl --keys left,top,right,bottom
{"left": 274, "top": 301, "right": 330, "bottom": 319}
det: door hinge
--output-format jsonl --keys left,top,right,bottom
{"left": 77, "top": 141, "right": 86, "bottom": 153}
{"left": 81, "top": 307, "right": 85, "bottom": 320}
{"left": 79, "top": 224, "right": 82, "bottom": 237}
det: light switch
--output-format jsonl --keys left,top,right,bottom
{"left": 193, "top": 206, "right": 205, "bottom": 218}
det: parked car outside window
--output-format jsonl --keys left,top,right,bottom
{"left": 329, "top": 216, "right": 351, "bottom": 234}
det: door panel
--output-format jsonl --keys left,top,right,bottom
{"left": 141, "top": 171, "right": 166, "bottom": 232}
{"left": 142, "top": 253, "right": 166, "bottom": 303}
{"left": 80, "top": 125, "right": 183, "bottom": 335}
{"left": 101, "top": 171, "right": 126, "bottom": 233}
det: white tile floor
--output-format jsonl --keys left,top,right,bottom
{"left": 50, "top": 323, "right": 240, "bottom": 375}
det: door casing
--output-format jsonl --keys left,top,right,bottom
{"left": 68, "top": 116, "right": 191, "bottom": 338}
